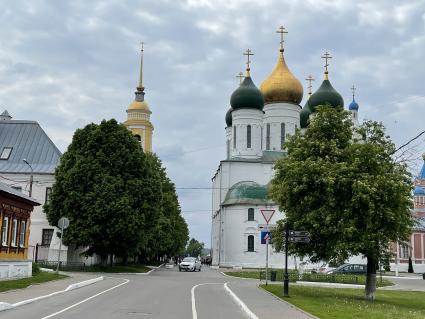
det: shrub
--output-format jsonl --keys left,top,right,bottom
{"left": 32, "top": 262, "right": 41, "bottom": 276}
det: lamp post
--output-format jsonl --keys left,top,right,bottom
{"left": 22, "top": 159, "right": 33, "bottom": 197}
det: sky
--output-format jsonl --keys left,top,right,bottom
{"left": 1, "top": 0, "right": 425, "bottom": 247}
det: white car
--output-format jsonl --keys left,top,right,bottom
{"left": 179, "top": 257, "right": 202, "bottom": 272}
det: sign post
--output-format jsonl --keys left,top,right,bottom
{"left": 260, "top": 209, "right": 275, "bottom": 285}
{"left": 56, "top": 217, "right": 69, "bottom": 273}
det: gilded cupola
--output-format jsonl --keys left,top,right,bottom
{"left": 260, "top": 26, "right": 303, "bottom": 105}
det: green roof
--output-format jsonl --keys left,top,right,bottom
{"left": 300, "top": 100, "right": 311, "bottom": 128}
{"left": 223, "top": 181, "right": 273, "bottom": 206}
{"left": 308, "top": 79, "right": 344, "bottom": 112}
{"left": 230, "top": 76, "right": 264, "bottom": 111}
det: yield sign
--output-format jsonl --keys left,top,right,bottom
{"left": 260, "top": 209, "right": 275, "bottom": 224}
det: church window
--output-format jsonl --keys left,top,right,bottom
{"left": 247, "top": 125, "right": 251, "bottom": 148}
{"left": 233, "top": 126, "right": 237, "bottom": 149}
{"left": 280, "top": 123, "right": 285, "bottom": 150}
{"left": 247, "top": 235, "right": 254, "bottom": 252}
{"left": 248, "top": 208, "right": 254, "bottom": 221}
{"left": 266, "top": 124, "right": 270, "bottom": 150}
{"left": 0, "top": 147, "right": 12, "bottom": 160}
{"left": 45, "top": 187, "right": 52, "bottom": 203}
{"left": 134, "top": 134, "right": 141, "bottom": 142}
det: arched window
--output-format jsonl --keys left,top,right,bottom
{"left": 266, "top": 123, "right": 270, "bottom": 150}
{"left": 247, "top": 125, "right": 251, "bottom": 148}
{"left": 280, "top": 123, "right": 285, "bottom": 150}
{"left": 134, "top": 134, "right": 141, "bottom": 142}
{"left": 247, "top": 235, "right": 254, "bottom": 252}
{"left": 233, "top": 126, "right": 237, "bottom": 149}
{"left": 248, "top": 208, "right": 254, "bottom": 221}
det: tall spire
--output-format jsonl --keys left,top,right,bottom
{"left": 321, "top": 51, "right": 332, "bottom": 80}
{"left": 243, "top": 49, "right": 254, "bottom": 76}
{"left": 351, "top": 84, "right": 356, "bottom": 101}
{"left": 135, "top": 42, "right": 145, "bottom": 102}
{"left": 305, "top": 75, "right": 315, "bottom": 97}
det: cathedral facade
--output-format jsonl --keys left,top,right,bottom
{"left": 211, "top": 28, "right": 359, "bottom": 268}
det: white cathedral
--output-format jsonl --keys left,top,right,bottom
{"left": 211, "top": 28, "right": 360, "bottom": 268}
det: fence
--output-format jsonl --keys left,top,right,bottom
{"left": 37, "top": 260, "right": 89, "bottom": 271}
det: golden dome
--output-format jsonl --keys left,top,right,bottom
{"left": 260, "top": 50, "right": 303, "bottom": 105}
{"left": 127, "top": 99, "right": 151, "bottom": 112}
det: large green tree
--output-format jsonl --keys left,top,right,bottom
{"left": 270, "top": 106, "right": 413, "bottom": 300}
{"left": 185, "top": 238, "right": 204, "bottom": 258}
{"left": 44, "top": 119, "right": 162, "bottom": 265}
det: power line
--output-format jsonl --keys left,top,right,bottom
{"left": 391, "top": 130, "right": 425, "bottom": 155}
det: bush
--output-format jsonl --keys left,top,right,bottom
{"left": 32, "top": 262, "right": 41, "bottom": 275}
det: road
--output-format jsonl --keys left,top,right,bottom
{"left": 0, "top": 267, "right": 248, "bottom": 319}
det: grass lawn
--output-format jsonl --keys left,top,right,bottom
{"left": 262, "top": 284, "right": 425, "bottom": 319}
{"left": 86, "top": 264, "right": 151, "bottom": 273}
{"left": 0, "top": 272, "right": 68, "bottom": 293}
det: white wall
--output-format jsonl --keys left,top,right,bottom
{"left": 231, "top": 108, "right": 263, "bottom": 159}
{"left": 0, "top": 261, "right": 32, "bottom": 279}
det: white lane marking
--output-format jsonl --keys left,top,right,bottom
{"left": 191, "top": 282, "right": 223, "bottom": 319}
{"left": 40, "top": 277, "right": 130, "bottom": 319}
{"left": 224, "top": 282, "right": 259, "bottom": 319}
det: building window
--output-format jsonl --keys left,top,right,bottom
{"left": 0, "top": 147, "right": 12, "bottom": 160}
{"left": 41, "top": 229, "right": 54, "bottom": 246}
{"left": 19, "top": 221, "right": 26, "bottom": 247}
{"left": 45, "top": 187, "right": 52, "bottom": 203}
{"left": 134, "top": 134, "right": 141, "bottom": 142}
{"left": 226, "top": 140, "right": 230, "bottom": 159}
{"left": 233, "top": 126, "right": 237, "bottom": 149}
{"left": 266, "top": 124, "right": 270, "bottom": 150}
{"left": 247, "top": 125, "right": 251, "bottom": 148}
{"left": 281, "top": 123, "right": 285, "bottom": 150}
{"left": 11, "top": 219, "right": 17, "bottom": 246}
{"left": 400, "top": 243, "right": 409, "bottom": 259}
{"left": 1, "top": 217, "right": 9, "bottom": 245}
{"left": 247, "top": 235, "right": 254, "bottom": 252}
{"left": 248, "top": 208, "right": 254, "bottom": 221}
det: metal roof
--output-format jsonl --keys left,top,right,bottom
{"left": 0, "top": 119, "right": 61, "bottom": 174}
{"left": 0, "top": 180, "right": 40, "bottom": 205}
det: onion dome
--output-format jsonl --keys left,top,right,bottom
{"left": 260, "top": 50, "right": 303, "bottom": 105}
{"left": 349, "top": 99, "right": 359, "bottom": 111}
{"left": 414, "top": 186, "right": 425, "bottom": 195}
{"left": 225, "top": 108, "right": 233, "bottom": 127}
{"left": 309, "top": 79, "right": 344, "bottom": 112}
{"left": 300, "top": 100, "right": 311, "bottom": 129}
{"left": 230, "top": 75, "right": 264, "bottom": 110}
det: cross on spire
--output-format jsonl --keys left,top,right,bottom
{"left": 243, "top": 49, "right": 254, "bottom": 75}
{"left": 305, "top": 75, "right": 315, "bottom": 96}
{"left": 276, "top": 25, "right": 288, "bottom": 51}
{"left": 321, "top": 51, "right": 332, "bottom": 79}
{"left": 236, "top": 72, "right": 244, "bottom": 84}
{"left": 351, "top": 85, "right": 356, "bottom": 100}
{"left": 138, "top": 41, "right": 145, "bottom": 90}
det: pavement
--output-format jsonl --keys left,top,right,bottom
{"left": 0, "top": 266, "right": 314, "bottom": 319}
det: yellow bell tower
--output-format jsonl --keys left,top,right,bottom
{"left": 123, "top": 42, "right": 153, "bottom": 152}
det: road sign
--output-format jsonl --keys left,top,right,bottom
{"left": 289, "top": 230, "right": 310, "bottom": 237}
{"left": 258, "top": 224, "right": 276, "bottom": 231}
{"left": 261, "top": 231, "right": 271, "bottom": 244}
{"left": 58, "top": 217, "right": 70, "bottom": 229}
{"left": 289, "top": 236, "right": 310, "bottom": 243}
{"left": 260, "top": 209, "right": 275, "bottom": 224}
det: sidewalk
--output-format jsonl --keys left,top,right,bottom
{"left": 0, "top": 272, "right": 102, "bottom": 304}
{"left": 228, "top": 280, "right": 317, "bottom": 319}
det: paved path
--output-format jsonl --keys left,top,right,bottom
{"left": 0, "top": 267, "right": 314, "bottom": 319}
{"left": 381, "top": 276, "right": 425, "bottom": 291}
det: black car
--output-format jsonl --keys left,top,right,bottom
{"left": 327, "top": 263, "right": 367, "bottom": 275}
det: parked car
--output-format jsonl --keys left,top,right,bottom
{"left": 179, "top": 257, "right": 202, "bottom": 272}
{"left": 327, "top": 263, "right": 367, "bottom": 275}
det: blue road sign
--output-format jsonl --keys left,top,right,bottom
{"left": 261, "top": 231, "right": 271, "bottom": 244}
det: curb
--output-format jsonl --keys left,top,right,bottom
{"left": 224, "top": 282, "right": 259, "bottom": 319}
{"left": 258, "top": 284, "right": 319, "bottom": 319}
{"left": 0, "top": 276, "right": 104, "bottom": 311}
{"left": 295, "top": 281, "right": 364, "bottom": 289}
{"left": 116, "top": 263, "right": 164, "bottom": 276}
{"left": 220, "top": 271, "right": 259, "bottom": 281}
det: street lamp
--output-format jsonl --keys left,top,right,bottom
{"left": 22, "top": 158, "right": 33, "bottom": 197}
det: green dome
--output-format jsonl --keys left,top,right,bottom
{"left": 230, "top": 76, "right": 264, "bottom": 111}
{"left": 225, "top": 108, "right": 232, "bottom": 127}
{"left": 309, "top": 79, "right": 344, "bottom": 112}
{"left": 300, "top": 100, "right": 311, "bottom": 128}
{"left": 223, "top": 181, "right": 271, "bottom": 206}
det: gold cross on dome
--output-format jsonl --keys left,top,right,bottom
{"left": 276, "top": 26, "right": 288, "bottom": 51}
{"left": 305, "top": 75, "right": 315, "bottom": 96}
{"left": 321, "top": 51, "right": 332, "bottom": 74}
{"left": 236, "top": 72, "right": 244, "bottom": 84}
{"left": 351, "top": 85, "right": 356, "bottom": 100}
{"left": 243, "top": 49, "right": 254, "bottom": 74}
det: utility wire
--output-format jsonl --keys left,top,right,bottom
{"left": 391, "top": 130, "right": 425, "bottom": 155}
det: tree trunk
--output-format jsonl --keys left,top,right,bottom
{"left": 365, "top": 256, "right": 377, "bottom": 301}
{"left": 100, "top": 254, "right": 108, "bottom": 267}
{"left": 109, "top": 254, "right": 113, "bottom": 267}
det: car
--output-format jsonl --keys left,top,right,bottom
{"left": 179, "top": 257, "right": 202, "bottom": 272}
{"left": 326, "top": 263, "right": 367, "bottom": 275}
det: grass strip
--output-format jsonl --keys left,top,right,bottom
{"left": 261, "top": 284, "right": 425, "bottom": 319}
{"left": 0, "top": 272, "right": 68, "bottom": 293}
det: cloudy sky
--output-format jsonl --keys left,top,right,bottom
{"left": 1, "top": 0, "right": 425, "bottom": 246}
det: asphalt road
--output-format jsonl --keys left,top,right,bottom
{"left": 0, "top": 267, "right": 247, "bottom": 319}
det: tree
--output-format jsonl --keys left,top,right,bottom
{"left": 185, "top": 238, "right": 204, "bottom": 257}
{"left": 44, "top": 119, "right": 162, "bottom": 265}
{"left": 270, "top": 106, "right": 413, "bottom": 300}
